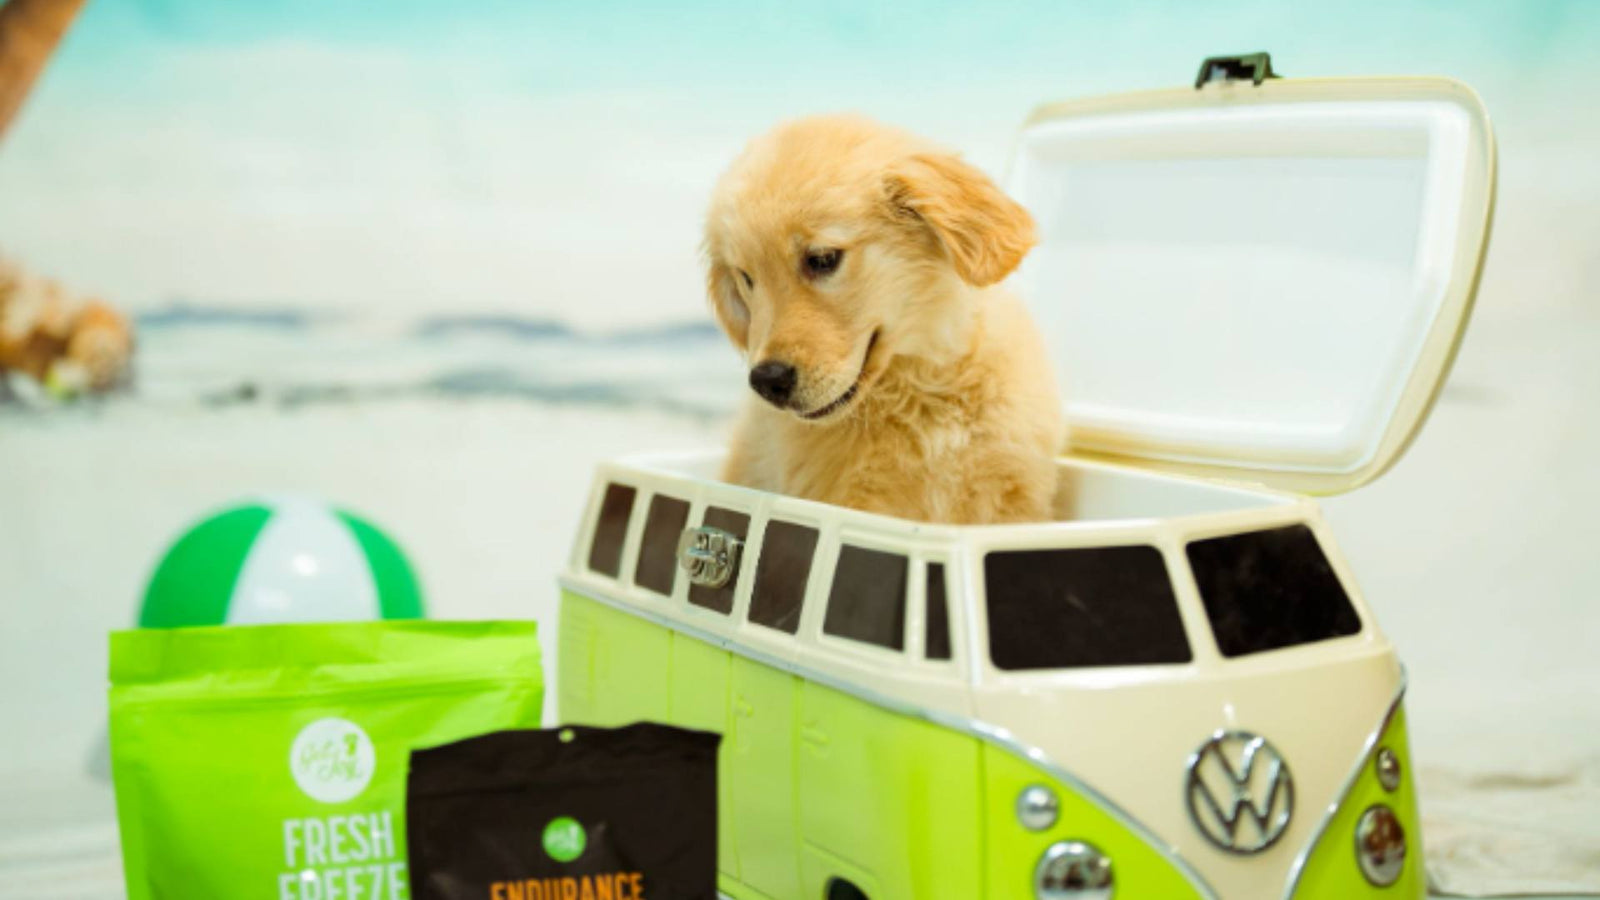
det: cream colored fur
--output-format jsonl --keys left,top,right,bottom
{"left": 704, "top": 115, "right": 1064, "bottom": 524}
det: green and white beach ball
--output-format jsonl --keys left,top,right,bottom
{"left": 140, "top": 497, "right": 424, "bottom": 628}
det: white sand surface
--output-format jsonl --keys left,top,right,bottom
{"left": 0, "top": 309, "right": 1596, "bottom": 898}
{"left": 1321, "top": 311, "right": 1600, "bottom": 896}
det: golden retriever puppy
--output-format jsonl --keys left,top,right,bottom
{"left": 703, "top": 114, "right": 1064, "bottom": 524}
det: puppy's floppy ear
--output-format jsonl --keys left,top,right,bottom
{"left": 705, "top": 257, "right": 751, "bottom": 352}
{"left": 883, "top": 152, "right": 1037, "bottom": 287}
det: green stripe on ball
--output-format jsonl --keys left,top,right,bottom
{"left": 140, "top": 505, "right": 272, "bottom": 629}
{"left": 339, "top": 511, "right": 424, "bottom": 621}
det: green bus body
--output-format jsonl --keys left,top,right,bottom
{"left": 562, "top": 589, "right": 1413, "bottom": 900}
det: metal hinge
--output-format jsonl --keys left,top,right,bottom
{"left": 1195, "top": 52, "right": 1279, "bottom": 89}
{"left": 678, "top": 526, "right": 742, "bottom": 589}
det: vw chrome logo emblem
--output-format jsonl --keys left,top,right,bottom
{"left": 1185, "top": 731, "right": 1295, "bottom": 854}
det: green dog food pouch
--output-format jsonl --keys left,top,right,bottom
{"left": 406, "top": 723, "right": 720, "bottom": 900}
{"left": 109, "top": 620, "right": 543, "bottom": 900}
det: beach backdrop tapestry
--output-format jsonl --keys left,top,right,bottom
{"left": 1, "top": 1, "right": 1598, "bottom": 896}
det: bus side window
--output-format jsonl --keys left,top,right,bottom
{"left": 824, "top": 545, "right": 908, "bottom": 652}
{"left": 688, "top": 506, "right": 750, "bottom": 615}
{"left": 587, "top": 483, "right": 636, "bottom": 577}
{"left": 986, "top": 546, "right": 1191, "bottom": 670}
{"left": 749, "top": 519, "right": 818, "bottom": 634}
{"left": 635, "top": 494, "right": 690, "bottom": 596}
{"left": 925, "top": 562, "right": 952, "bottom": 661}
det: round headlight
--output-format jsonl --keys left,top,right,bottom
{"left": 1035, "top": 840, "right": 1113, "bottom": 899}
{"left": 1374, "top": 746, "right": 1402, "bottom": 792}
{"left": 1354, "top": 804, "right": 1406, "bottom": 886}
{"left": 1017, "top": 784, "right": 1060, "bottom": 832}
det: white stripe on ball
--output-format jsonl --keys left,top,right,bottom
{"left": 226, "top": 497, "right": 379, "bottom": 624}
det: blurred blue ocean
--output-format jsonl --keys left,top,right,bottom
{"left": 116, "top": 303, "right": 740, "bottom": 418}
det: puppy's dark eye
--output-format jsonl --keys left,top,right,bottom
{"left": 803, "top": 248, "right": 843, "bottom": 279}
{"left": 738, "top": 269, "right": 754, "bottom": 290}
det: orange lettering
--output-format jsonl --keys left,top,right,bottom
{"left": 492, "top": 884, "right": 506, "bottom": 900}
{"left": 562, "top": 878, "right": 579, "bottom": 900}
{"left": 631, "top": 873, "right": 644, "bottom": 899}
{"left": 579, "top": 876, "right": 596, "bottom": 900}
{"left": 596, "top": 873, "right": 614, "bottom": 900}
{"left": 505, "top": 883, "right": 522, "bottom": 900}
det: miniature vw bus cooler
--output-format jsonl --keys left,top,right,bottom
{"left": 558, "top": 55, "right": 1495, "bottom": 900}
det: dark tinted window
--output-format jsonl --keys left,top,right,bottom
{"left": 634, "top": 494, "right": 690, "bottom": 595}
{"left": 824, "top": 546, "right": 908, "bottom": 651}
{"left": 749, "top": 520, "right": 818, "bottom": 634}
{"left": 925, "top": 563, "right": 952, "bottom": 661}
{"left": 1187, "top": 525, "right": 1361, "bottom": 657}
{"left": 688, "top": 506, "right": 750, "bottom": 615}
{"left": 986, "top": 546, "right": 1191, "bottom": 670}
{"left": 587, "top": 483, "right": 636, "bottom": 577}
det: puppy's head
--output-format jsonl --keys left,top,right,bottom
{"left": 703, "top": 114, "right": 1035, "bottom": 423}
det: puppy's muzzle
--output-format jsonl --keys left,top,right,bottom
{"left": 749, "top": 360, "right": 798, "bottom": 408}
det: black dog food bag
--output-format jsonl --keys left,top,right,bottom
{"left": 407, "top": 722, "right": 720, "bottom": 900}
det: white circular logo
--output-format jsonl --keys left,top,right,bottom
{"left": 289, "top": 717, "right": 376, "bottom": 804}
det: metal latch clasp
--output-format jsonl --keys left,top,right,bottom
{"left": 1195, "top": 52, "right": 1279, "bottom": 89}
{"left": 678, "top": 526, "right": 742, "bottom": 589}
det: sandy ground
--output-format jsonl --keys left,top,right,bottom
{"left": 0, "top": 309, "right": 1597, "bottom": 897}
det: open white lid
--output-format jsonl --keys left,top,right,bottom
{"left": 1007, "top": 69, "right": 1496, "bottom": 494}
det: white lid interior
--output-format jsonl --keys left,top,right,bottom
{"left": 1007, "top": 77, "right": 1495, "bottom": 494}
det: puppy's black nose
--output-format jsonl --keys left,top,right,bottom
{"left": 749, "top": 360, "right": 798, "bottom": 407}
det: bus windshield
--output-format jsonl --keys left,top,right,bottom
{"left": 1186, "top": 524, "right": 1361, "bottom": 657}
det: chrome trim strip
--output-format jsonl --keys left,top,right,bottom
{"left": 1277, "top": 669, "right": 1408, "bottom": 900}
{"left": 560, "top": 576, "right": 1221, "bottom": 900}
